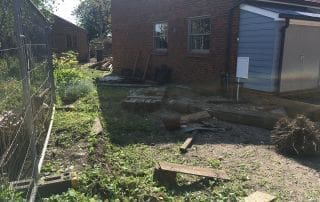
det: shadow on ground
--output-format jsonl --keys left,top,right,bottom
{"left": 96, "top": 85, "right": 271, "bottom": 146}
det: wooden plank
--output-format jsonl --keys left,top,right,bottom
{"left": 132, "top": 51, "right": 141, "bottom": 77}
{"left": 142, "top": 53, "right": 152, "bottom": 81}
{"left": 245, "top": 191, "right": 276, "bottom": 202}
{"left": 158, "top": 162, "right": 230, "bottom": 180}
{"left": 180, "top": 137, "right": 194, "bottom": 153}
{"left": 180, "top": 111, "right": 211, "bottom": 124}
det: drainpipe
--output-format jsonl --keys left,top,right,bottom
{"left": 277, "top": 18, "right": 290, "bottom": 95}
{"left": 225, "top": 0, "right": 245, "bottom": 90}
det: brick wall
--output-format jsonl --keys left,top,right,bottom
{"left": 112, "top": 0, "right": 240, "bottom": 83}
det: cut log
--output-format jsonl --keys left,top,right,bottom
{"left": 154, "top": 161, "right": 230, "bottom": 186}
{"left": 180, "top": 137, "right": 194, "bottom": 153}
{"left": 245, "top": 191, "right": 276, "bottom": 202}
{"left": 162, "top": 116, "right": 181, "bottom": 131}
{"left": 180, "top": 111, "right": 211, "bottom": 124}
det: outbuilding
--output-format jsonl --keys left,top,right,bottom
{"left": 239, "top": 1, "right": 320, "bottom": 93}
{"left": 52, "top": 15, "right": 89, "bottom": 62}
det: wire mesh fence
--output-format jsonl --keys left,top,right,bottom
{"left": 0, "top": 0, "right": 54, "bottom": 196}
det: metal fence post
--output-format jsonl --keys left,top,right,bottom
{"left": 46, "top": 25, "right": 56, "bottom": 104}
{"left": 13, "top": 0, "right": 37, "bottom": 194}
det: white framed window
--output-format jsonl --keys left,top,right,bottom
{"left": 153, "top": 22, "right": 168, "bottom": 50}
{"left": 188, "top": 16, "right": 211, "bottom": 52}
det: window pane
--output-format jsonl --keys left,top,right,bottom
{"left": 154, "top": 23, "right": 168, "bottom": 37}
{"left": 154, "top": 22, "right": 168, "bottom": 49}
{"left": 155, "top": 36, "right": 168, "bottom": 49}
{"left": 189, "top": 35, "right": 210, "bottom": 50}
{"left": 190, "top": 18, "right": 210, "bottom": 34}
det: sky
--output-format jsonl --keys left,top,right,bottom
{"left": 54, "top": 0, "right": 81, "bottom": 25}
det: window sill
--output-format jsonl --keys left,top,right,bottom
{"left": 186, "top": 51, "right": 210, "bottom": 58}
{"left": 152, "top": 50, "right": 168, "bottom": 56}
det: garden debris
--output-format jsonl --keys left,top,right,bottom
{"left": 92, "top": 118, "right": 103, "bottom": 135}
{"left": 0, "top": 111, "right": 22, "bottom": 165}
{"left": 180, "top": 137, "right": 194, "bottom": 153}
{"left": 272, "top": 115, "right": 320, "bottom": 156}
{"left": 162, "top": 111, "right": 211, "bottom": 131}
{"left": 153, "top": 162, "right": 230, "bottom": 186}
{"left": 89, "top": 57, "right": 113, "bottom": 71}
{"left": 244, "top": 191, "right": 276, "bottom": 202}
{"left": 122, "top": 87, "right": 166, "bottom": 112}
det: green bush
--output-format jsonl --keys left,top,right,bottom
{"left": 54, "top": 52, "right": 94, "bottom": 104}
{"left": 61, "top": 80, "right": 94, "bottom": 104}
{"left": 53, "top": 51, "right": 78, "bottom": 70}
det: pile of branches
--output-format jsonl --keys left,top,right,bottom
{"left": 272, "top": 115, "right": 320, "bottom": 156}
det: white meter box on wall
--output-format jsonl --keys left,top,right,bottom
{"left": 236, "top": 57, "right": 250, "bottom": 79}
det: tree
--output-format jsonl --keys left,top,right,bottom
{"left": 73, "top": 0, "right": 111, "bottom": 40}
{"left": 32, "top": 0, "right": 54, "bottom": 12}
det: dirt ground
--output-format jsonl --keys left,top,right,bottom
{"left": 43, "top": 79, "right": 320, "bottom": 201}
{"left": 153, "top": 120, "right": 320, "bottom": 201}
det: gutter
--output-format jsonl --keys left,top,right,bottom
{"left": 225, "top": 0, "right": 245, "bottom": 89}
{"left": 276, "top": 18, "right": 290, "bottom": 94}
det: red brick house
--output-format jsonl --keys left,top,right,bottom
{"left": 112, "top": 0, "right": 320, "bottom": 92}
{"left": 52, "top": 15, "right": 89, "bottom": 62}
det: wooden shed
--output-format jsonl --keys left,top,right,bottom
{"left": 52, "top": 15, "right": 89, "bottom": 62}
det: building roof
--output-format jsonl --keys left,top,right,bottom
{"left": 53, "top": 14, "right": 87, "bottom": 32}
{"left": 267, "top": 0, "right": 320, "bottom": 7}
{"left": 246, "top": 1, "right": 320, "bottom": 21}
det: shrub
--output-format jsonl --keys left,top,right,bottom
{"left": 53, "top": 52, "right": 94, "bottom": 104}
{"left": 61, "top": 80, "right": 94, "bottom": 104}
{"left": 272, "top": 115, "right": 320, "bottom": 156}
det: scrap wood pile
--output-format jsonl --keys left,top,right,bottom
{"left": 272, "top": 115, "right": 320, "bottom": 156}
{"left": 89, "top": 57, "right": 113, "bottom": 71}
{"left": 0, "top": 111, "right": 22, "bottom": 155}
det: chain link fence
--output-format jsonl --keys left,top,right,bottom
{"left": 0, "top": 0, "right": 54, "bottom": 196}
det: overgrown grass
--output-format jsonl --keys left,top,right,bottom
{"left": 44, "top": 66, "right": 251, "bottom": 201}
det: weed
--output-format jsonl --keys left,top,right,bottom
{"left": 208, "top": 158, "right": 221, "bottom": 169}
{"left": 0, "top": 181, "right": 23, "bottom": 202}
{"left": 44, "top": 189, "right": 101, "bottom": 202}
